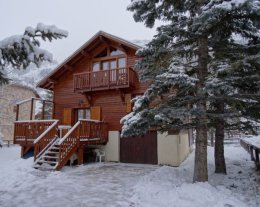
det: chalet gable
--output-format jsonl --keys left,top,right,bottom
{"left": 37, "top": 31, "right": 141, "bottom": 90}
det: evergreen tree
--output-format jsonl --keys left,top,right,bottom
{"left": 0, "top": 23, "right": 68, "bottom": 85}
{"left": 121, "top": 0, "right": 260, "bottom": 182}
{"left": 201, "top": 0, "right": 260, "bottom": 174}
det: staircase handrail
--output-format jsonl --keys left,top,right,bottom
{"left": 58, "top": 121, "right": 80, "bottom": 145}
{"left": 56, "top": 119, "right": 108, "bottom": 170}
{"left": 34, "top": 120, "right": 59, "bottom": 161}
{"left": 56, "top": 121, "right": 81, "bottom": 170}
{"left": 34, "top": 136, "right": 59, "bottom": 163}
{"left": 34, "top": 120, "right": 59, "bottom": 144}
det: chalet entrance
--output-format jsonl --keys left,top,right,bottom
{"left": 120, "top": 131, "right": 158, "bottom": 164}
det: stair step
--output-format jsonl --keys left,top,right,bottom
{"left": 34, "top": 164, "right": 55, "bottom": 170}
{"left": 50, "top": 147, "right": 59, "bottom": 150}
{"left": 45, "top": 152, "right": 59, "bottom": 157}
{"left": 38, "top": 160, "right": 58, "bottom": 164}
{"left": 42, "top": 155, "right": 59, "bottom": 159}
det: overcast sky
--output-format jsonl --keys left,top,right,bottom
{"left": 0, "top": 0, "right": 158, "bottom": 62}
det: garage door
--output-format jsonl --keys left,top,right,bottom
{"left": 120, "top": 131, "right": 157, "bottom": 164}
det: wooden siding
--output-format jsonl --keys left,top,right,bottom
{"left": 53, "top": 43, "right": 148, "bottom": 131}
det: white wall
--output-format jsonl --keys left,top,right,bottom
{"left": 157, "top": 131, "right": 190, "bottom": 166}
{"left": 104, "top": 131, "right": 120, "bottom": 162}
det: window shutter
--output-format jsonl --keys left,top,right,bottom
{"left": 90, "top": 106, "right": 101, "bottom": 121}
{"left": 63, "top": 108, "right": 74, "bottom": 125}
{"left": 125, "top": 93, "right": 132, "bottom": 113}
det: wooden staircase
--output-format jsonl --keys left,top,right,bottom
{"left": 34, "top": 138, "right": 60, "bottom": 170}
{"left": 30, "top": 119, "right": 108, "bottom": 171}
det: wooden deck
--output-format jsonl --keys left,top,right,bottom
{"left": 73, "top": 67, "right": 136, "bottom": 92}
{"left": 14, "top": 119, "right": 108, "bottom": 170}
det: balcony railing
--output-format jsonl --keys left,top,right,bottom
{"left": 13, "top": 120, "right": 58, "bottom": 145}
{"left": 73, "top": 67, "right": 136, "bottom": 92}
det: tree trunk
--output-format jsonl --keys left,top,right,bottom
{"left": 214, "top": 100, "right": 227, "bottom": 174}
{"left": 194, "top": 125, "right": 208, "bottom": 182}
{"left": 210, "top": 128, "right": 214, "bottom": 147}
{"left": 193, "top": 35, "right": 208, "bottom": 182}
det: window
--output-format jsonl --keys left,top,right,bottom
{"left": 77, "top": 109, "right": 90, "bottom": 120}
{"left": 92, "top": 46, "right": 126, "bottom": 71}
{"left": 110, "top": 47, "right": 125, "bottom": 56}
{"left": 93, "top": 62, "right": 100, "bottom": 72}
{"left": 118, "top": 58, "right": 126, "bottom": 68}
{"left": 102, "top": 61, "right": 109, "bottom": 70}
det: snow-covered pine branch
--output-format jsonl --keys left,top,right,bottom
{"left": 0, "top": 23, "right": 68, "bottom": 85}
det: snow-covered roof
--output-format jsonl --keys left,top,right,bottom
{"left": 37, "top": 31, "right": 143, "bottom": 90}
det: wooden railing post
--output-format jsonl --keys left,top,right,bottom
{"left": 77, "top": 121, "right": 80, "bottom": 147}
{"left": 30, "top": 98, "right": 34, "bottom": 120}
{"left": 127, "top": 67, "right": 130, "bottom": 87}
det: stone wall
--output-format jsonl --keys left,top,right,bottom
{"left": 0, "top": 84, "right": 37, "bottom": 142}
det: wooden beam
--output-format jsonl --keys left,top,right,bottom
{"left": 99, "top": 36, "right": 109, "bottom": 46}
{"left": 84, "top": 94, "right": 92, "bottom": 106}
{"left": 118, "top": 44, "right": 128, "bottom": 53}
{"left": 47, "top": 79, "right": 57, "bottom": 84}
{"left": 64, "top": 64, "right": 73, "bottom": 72}
{"left": 78, "top": 146, "right": 84, "bottom": 165}
{"left": 81, "top": 50, "right": 90, "bottom": 58}
{"left": 119, "top": 90, "right": 125, "bottom": 103}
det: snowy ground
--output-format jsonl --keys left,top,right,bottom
{"left": 0, "top": 144, "right": 259, "bottom": 207}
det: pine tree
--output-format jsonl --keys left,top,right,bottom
{"left": 202, "top": 0, "right": 260, "bottom": 174}
{"left": 122, "top": 0, "right": 260, "bottom": 182}
{"left": 0, "top": 23, "right": 68, "bottom": 85}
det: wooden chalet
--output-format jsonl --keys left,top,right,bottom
{"left": 14, "top": 31, "right": 192, "bottom": 170}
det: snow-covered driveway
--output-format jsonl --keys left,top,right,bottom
{"left": 0, "top": 144, "right": 259, "bottom": 207}
{"left": 0, "top": 147, "right": 157, "bottom": 207}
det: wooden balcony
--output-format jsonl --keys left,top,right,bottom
{"left": 73, "top": 67, "right": 136, "bottom": 92}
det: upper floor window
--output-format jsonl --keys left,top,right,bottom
{"left": 110, "top": 47, "right": 125, "bottom": 56}
{"left": 94, "top": 46, "right": 125, "bottom": 58}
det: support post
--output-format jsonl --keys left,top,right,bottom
{"left": 52, "top": 101, "right": 55, "bottom": 119}
{"left": 30, "top": 98, "right": 34, "bottom": 120}
{"left": 250, "top": 146, "right": 255, "bottom": 161}
{"left": 255, "top": 149, "right": 260, "bottom": 170}
{"left": 42, "top": 100, "right": 46, "bottom": 120}
{"left": 78, "top": 146, "right": 84, "bottom": 165}
{"left": 16, "top": 104, "right": 19, "bottom": 121}
{"left": 21, "top": 146, "right": 25, "bottom": 158}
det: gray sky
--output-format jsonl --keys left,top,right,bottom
{"left": 0, "top": 0, "right": 158, "bottom": 62}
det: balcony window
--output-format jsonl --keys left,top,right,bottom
{"left": 93, "top": 62, "right": 100, "bottom": 72}
{"left": 118, "top": 58, "right": 126, "bottom": 68}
